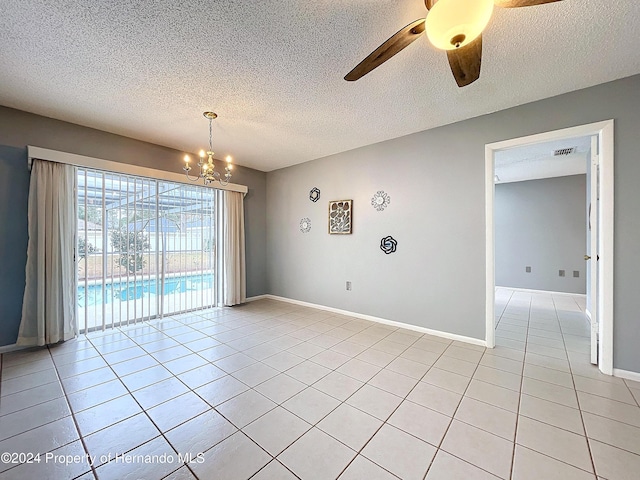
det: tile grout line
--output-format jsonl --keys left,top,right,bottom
{"left": 0, "top": 356, "right": 62, "bottom": 396}
{"left": 52, "top": 346, "right": 102, "bottom": 480}
{"left": 83, "top": 325, "right": 207, "bottom": 479}
{"left": 112, "top": 310, "right": 303, "bottom": 477}
{"left": 495, "top": 288, "right": 516, "bottom": 331}
{"left": 0, "top": 366, "right": 71, "bottom": 420}
{"left": 4, "top": 297, "right": 634, "bottom": 479}
{"left": 0, "top": 352, "right": 86, "bottom": 453}
{"left": 81, "top": 304, "right": 406, "bottom": 478}
{"left": 620, "top": 377, "right": 640, "bottom": 409}
{"left": 332, "top": 337, "right": 452, "bottom": 480}
{"left": 162, "top": 307, "right": 312, "bottom": 479}
{"left": 503, "top": 291, "right": 640, "bottom": 475}
{"left": 240, "top": 326, "right": 423, "bottom": 479}
{"left": 0, "top": 333, "right": 422, "bottom": 479}
{"left": 83, "top": 308, "right": 291, "bottom": 476}
{"left": 5, "top": 304, "right": 479, "bottom": 479}
{"left": 552, "top": 294, "right": 599, "bottom": 479}
{"left": 18, "top": 345, "right": 98, "bottom": 479}
{"left": 419, "top": 336, "right": 496, "bottom": 479}
{"left": 211, "top": 307, "right": 423, "bottom": 479}
{"left": 506, "top": 291, "right": 532, "bottom": 480}
{"left": 505, "top": 295, "right": 602, "bottom": 476}
{"left": 247, "top": 459, "right": 301, "bottom": 480}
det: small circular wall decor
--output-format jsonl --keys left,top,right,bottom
{"left": 371, "top": 190, "right": 390, "bottom": 211}
{"left": 309, "top": 187, "right": 321, "bottom": 203}
{"left": 380, "top": 236, "right": 397, "bottom": 254}
{"left": 300, "top": 217, "right": 311, "bottom": 233}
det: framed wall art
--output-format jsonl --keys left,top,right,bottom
{"left": 328, "top": 199, "right": 352, "bottom": 234}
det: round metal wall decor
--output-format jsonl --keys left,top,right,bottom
{"left": 371, "top": 190, "right": 390, "bottom": 211}
{"left": 380, "top": 236, "right": 397, "bottom": 254}
{"left": 300, "top": 218, "right": 311, "bottom": 233}
{"left": 309, "top": 187, "right": 321, "bottom": 202}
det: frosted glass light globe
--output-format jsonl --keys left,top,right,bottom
{"left": 426, "top": 0, "right": 494, "bottom": 50}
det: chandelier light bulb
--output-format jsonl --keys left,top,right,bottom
{"left": 426, "top": 0, "right": 494, "bottom": 50}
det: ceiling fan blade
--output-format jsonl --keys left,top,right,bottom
{"left": 344, "top": 19, "right": 426, "bottom": 81}
{"left": 447, "top": 35, "right": 482, "bottom": 87}
{"left": 494, "top": 0, "right": 562, "bottom": 8}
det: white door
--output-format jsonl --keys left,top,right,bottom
{"left": 589, "top": 136, "right": 599, "bottom": 365}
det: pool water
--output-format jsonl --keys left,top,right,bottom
{"left": 77, "top": 274, "right": 214, "bottom": 307}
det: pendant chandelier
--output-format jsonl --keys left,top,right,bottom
{"left": 183, "top": 111, "right": 233, "bottom": 186}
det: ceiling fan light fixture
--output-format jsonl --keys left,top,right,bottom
{"left": 426, "top": 0, "right": 494, "bottom": 50}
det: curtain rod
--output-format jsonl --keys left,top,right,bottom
{"left": 27, "top": 146, "right": 249, "bottom": 195}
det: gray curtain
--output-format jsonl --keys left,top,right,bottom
{"left": 17, "top": 160, "right": 76, "bottom": 346}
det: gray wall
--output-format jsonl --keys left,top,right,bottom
{"left": 0, "top": 146, "right": 30, "bottom": 346}
{"left": 266, "top": 74, "right": 640, "bottom": 372}
{"left": 495, "top": 175, "right": 587, "bottom": 294}
{"left": 267, "top": 124, "right": 488, "bottom": 340}
{"left": 0, "top": 107, "right": 267, "bottom": 346}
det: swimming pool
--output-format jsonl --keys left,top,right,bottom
{"left": 77, "top": 273, "right": 214, "bottom": 307}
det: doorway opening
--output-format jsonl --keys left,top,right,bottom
{"left": 485, "top": 120, "right": 614, "bottom": 375}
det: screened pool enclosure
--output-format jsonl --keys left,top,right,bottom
{"left": 77, "top": 168, "right": 218, "bottom": 332}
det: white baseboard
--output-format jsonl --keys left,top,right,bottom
{"left": 0, "top": 343, "right": 23, "bottom": 354}
{"left": 496, "top": 286, "right": 586, "bottom": 298}
{"left": 613, "top": 368, "right": 640, "bottom": 383}
{"left": 264, "top": 295, "right": 486, "bottom": 348}
{"left": 246, "top": 295, "right": 269, "bottom": 302}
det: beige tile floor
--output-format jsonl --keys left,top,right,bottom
{"left": 1, "top": 289, "right": 639, "bottom": 479}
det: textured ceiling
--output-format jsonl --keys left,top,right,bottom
{"left": 0, "top": 1, "right": 639, "bottom": 172}
{"left": 495, "top": 136, "right": 590, "bottom": 183}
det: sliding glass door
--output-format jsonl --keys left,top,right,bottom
{"left": 77, "top": 168, "right": 216, "bottom": 332}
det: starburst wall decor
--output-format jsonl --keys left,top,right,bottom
{"left": 371, "top": 190, "right": 390, "bottom": 211}
{"left": 300, "top": 218, "right": 311, "bottom": 233}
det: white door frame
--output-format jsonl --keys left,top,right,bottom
{"left": 589, "top": 136, "right": 599, "bottom": 365}
{"left": 485, "top": 120, "right": 614, "bottom": 375}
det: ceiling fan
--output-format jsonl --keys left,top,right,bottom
{"left": 345, "top": 0, "right": 562, "bottom": 87}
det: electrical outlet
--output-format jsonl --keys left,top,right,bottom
{"left": 573, "top": 271, "right": 580, "bottom": 278}
{"left": 526, "top": 266, "right": 532, "bottom": 273}
{"left": 346, "top": 281, "right": 352, "bottom": 291}
{"left": 559, "top": 270, "right": 565, "bottom": 277}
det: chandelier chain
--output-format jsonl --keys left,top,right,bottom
{"left": 209, "top": 118, "right": 213, "bottom": 152}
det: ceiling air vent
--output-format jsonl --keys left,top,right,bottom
{"left": 553, "top": 147, "right": 576, "bottom": 156}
